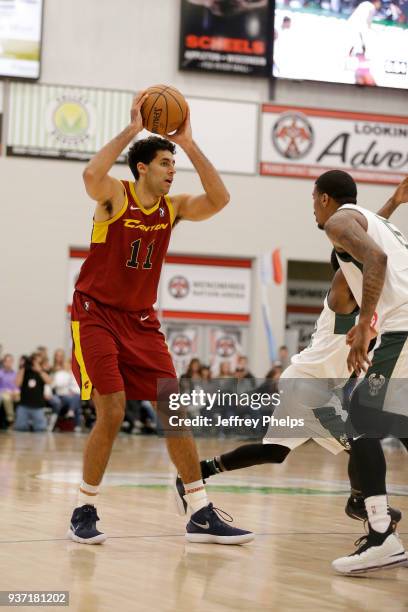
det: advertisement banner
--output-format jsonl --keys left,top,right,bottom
{"left": 261, "top": 104, "right": 408, "bottom": 185}
{"left": 209, "top": 326, "right": 244, "bottom": 376}
{"left": 0, "top": 0, "right": 43, "bottom": 80}
{"left": 179, "top": 0, "right": 273, "bottom": 77}
{"left": 7, "top": 83, "right": 133, "bottom": 161}
{"left": 160, "top": 256, "right": 252, "bottom": 321}
{"left": 166, "top": 326, "right": 199, "bottom": 377}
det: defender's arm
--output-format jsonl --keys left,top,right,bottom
{"left": 325, "top": 212, "right": 387, "bottom": 373}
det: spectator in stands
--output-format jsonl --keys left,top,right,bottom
{"left": 0, "top": 354, "right": 19, "bottom": 426}
{"left": 218, "top": 360, "right": 233, "bottom": 378}
{"left": 277, "top": 345, "right": 290, "bottom": 369}
{"left": 200, "top": 364, "right": 212, "bottom": 387}
{"left": 14, "top": 353, "right": 51, "bottom": 432}
{"left": 180, "top": 357, "right": 202, "bottom": 393}
{"left": 235, "top": 355, "right": 256, "bottom": 384}
{"left": 50, "top": 349, "right": 82, "bottom": 432}
{"left": 124, "top": 400, "right": 157, "bottom": 435}
{"left": 235, "top": 365, "right": 256, "bottom": 395}
{"left": 255, "top": 365, "right": 282, "bottom": 395}
{"left": 37, "top": 346, "right": 51, "bottom": 373}
{"left": 216, "top": 361, "right": 236, "bottom": 419}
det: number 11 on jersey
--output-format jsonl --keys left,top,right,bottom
{"left": 126, "top": 240, "right": 154, "bottom": 269}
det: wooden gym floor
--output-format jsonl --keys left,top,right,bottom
{"left": 0, "top": 432, "right": 407, "bottom": 612}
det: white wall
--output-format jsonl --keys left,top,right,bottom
{"left": 1, "top": 0, "right": 407, "bottom": 375}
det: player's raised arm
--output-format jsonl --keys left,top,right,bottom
{"left": 376, "top": 176, "right": 408, "bottom": 219}
{"left": 168, "top": 108, "right": 230, "bottom": 222}
{"left": 325, "top": 212, "right": 387, "bottom": 373}
{"left": 82, "top": 91, "right": 148, "bottom": 221}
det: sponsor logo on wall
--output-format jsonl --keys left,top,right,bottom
{"left": 179, "top": 0, "right": 273, "bottom": 77}
{"left": 161, "top": 261, "right": 252, "bottom": 319}
{"left": 7, "top": 83, "right": 132, "bottom": 161}
{"left": 261, "top": 104, "right": 408, "bottom": 184}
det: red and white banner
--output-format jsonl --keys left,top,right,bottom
{"left": 160, "top": 255, "right": 252, "bottom": 322}
{"left": 166, "top": 326, "right": 199, "bottom": 377}
{"left": 260, "top": 104, "right": 408, "bottom": 185}
{"left": 209, "top": 327, "right": 243, "bottom": 377}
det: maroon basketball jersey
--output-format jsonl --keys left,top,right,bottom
{"left": 75, "top": 180, "right": 175, "bottom": 311}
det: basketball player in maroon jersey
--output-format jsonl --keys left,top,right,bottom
{"left": 68, "top": 91, "right": 253, "bottom": 545}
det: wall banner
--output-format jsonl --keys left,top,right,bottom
{"left": 179, "top": 0, "right": 273, "bottom": 77}
{"left": 160, "top": 255, "right": 252, "bottom": 322}
{"left": 7, "top": 83, "right": 132, "bottom": 161}
{"left": 261, "top": 104, "right": 408, "bottom": 185}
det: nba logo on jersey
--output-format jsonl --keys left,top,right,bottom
{"left": 159, "top": 207, "right": 165, "bottom": 217}
{"left": 84, "top": 301, "right": 90, "bottom": 311}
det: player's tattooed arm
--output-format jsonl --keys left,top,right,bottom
{"left": 170, "top": 108, "right": 230, "bottom": 222}
{"left": 83, "top": 91, "right": 148, "bottom": 222}
{"left": 377, "top": 176, "right": 408, "bottom": 219}
{"left": 325, "top": 212, "right": 387, "bottom": 373}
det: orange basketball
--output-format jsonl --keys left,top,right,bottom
{"left": 141, "top": 84, "right": 188, "bottom": 135}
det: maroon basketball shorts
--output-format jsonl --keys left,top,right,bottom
{"left": 71, "top": 291, "right": 176, "bottom": 401}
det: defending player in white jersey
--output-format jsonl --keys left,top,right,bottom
{"left": 314, "top": 169, "right": 408, "bottom": 574}
{"left": 175, "top": 178, "right": 408, "bottom": 525}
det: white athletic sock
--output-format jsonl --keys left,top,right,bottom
{"left": 77, "top": 481, "right": 99, "bottom": 508}
{"left": 184, "top": 479, "right": 208, "bottom": 514}
{"left": 365, "top": 495, "right": 391, "bottom": 533}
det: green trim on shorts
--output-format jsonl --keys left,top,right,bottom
{"left": 357, "top": 332, "right": 408, "bottom": 412}
{"left": 367, "top": 332, "right": 408, "bottom": 379}
{"left": 334, "top": 311, "right": 358, "bottom": 335}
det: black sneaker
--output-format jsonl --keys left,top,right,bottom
{"left": 345, "top": 495, "right": 402, "bottom": 524}
{"left": 186, "top": 503, "right": 254, "bottom": 545}
{"left": 332, "top": 521, "right": 407, "bottom": 574}
{"left": 67, "top": 504, "right": 106, "bottom": 544}
{"left": 174, "top": 475, "right": 188, "bottom": 516}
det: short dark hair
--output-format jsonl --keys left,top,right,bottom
{"left": 330, "top": 248, "right": 340, "bottom": 272}
{"left": 127, "top": 136, "right": 176, "bottom": 180}
{"left": 315, "top": 170, "right": 357, "bottom": 206}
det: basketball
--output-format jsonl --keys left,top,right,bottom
{"left": 141, "top": 84, "right": 188, "bottom": 135}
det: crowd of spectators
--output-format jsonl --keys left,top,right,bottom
{"left": 0, "top": 347, "right": 156, "bottom": 435}
{"left": 178, "top": 350, "right": 288, "bottom": 436}
{"left": 0, "top": 345, "right": 289, "bottom": 438}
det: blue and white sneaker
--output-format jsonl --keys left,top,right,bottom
{"left": 174, "top": 475, "right": 188, "bottom": 516}
{"left": 67, "top": 504, "right": 106, "bottom": 544}
{"left": 186, "top": 503, "right": 254, "bottom": 545}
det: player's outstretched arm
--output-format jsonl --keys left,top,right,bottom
{"left": 169, "top": 108, "right": 230, "bottom": 222}
{"left": 325, "top": 212, "right": 387, "bottom": 374}
{"left": 377, "top": 176, "right": 408, "bottom": 219}
{"left": 82, "top": 92, "right": 148, "bottom": 221}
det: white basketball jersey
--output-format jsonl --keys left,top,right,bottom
{"left": 335, "top": 204, "right": 408, "bottom": 333}
{"left": 291, "top": 296, "right": 356, "bottom": 379}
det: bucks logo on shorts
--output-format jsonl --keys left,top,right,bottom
{"left": 368, "top": 373, "right": 386, "bottom": 397}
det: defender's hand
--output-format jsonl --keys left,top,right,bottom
{"left": 392, "top": 176, "right": 408, "bottom": 206}
{"left": 346, "top": 323, "right": 373, "bottom": 375}
{"left": 346, "top": 323, "right": 377, "bottom": 346}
